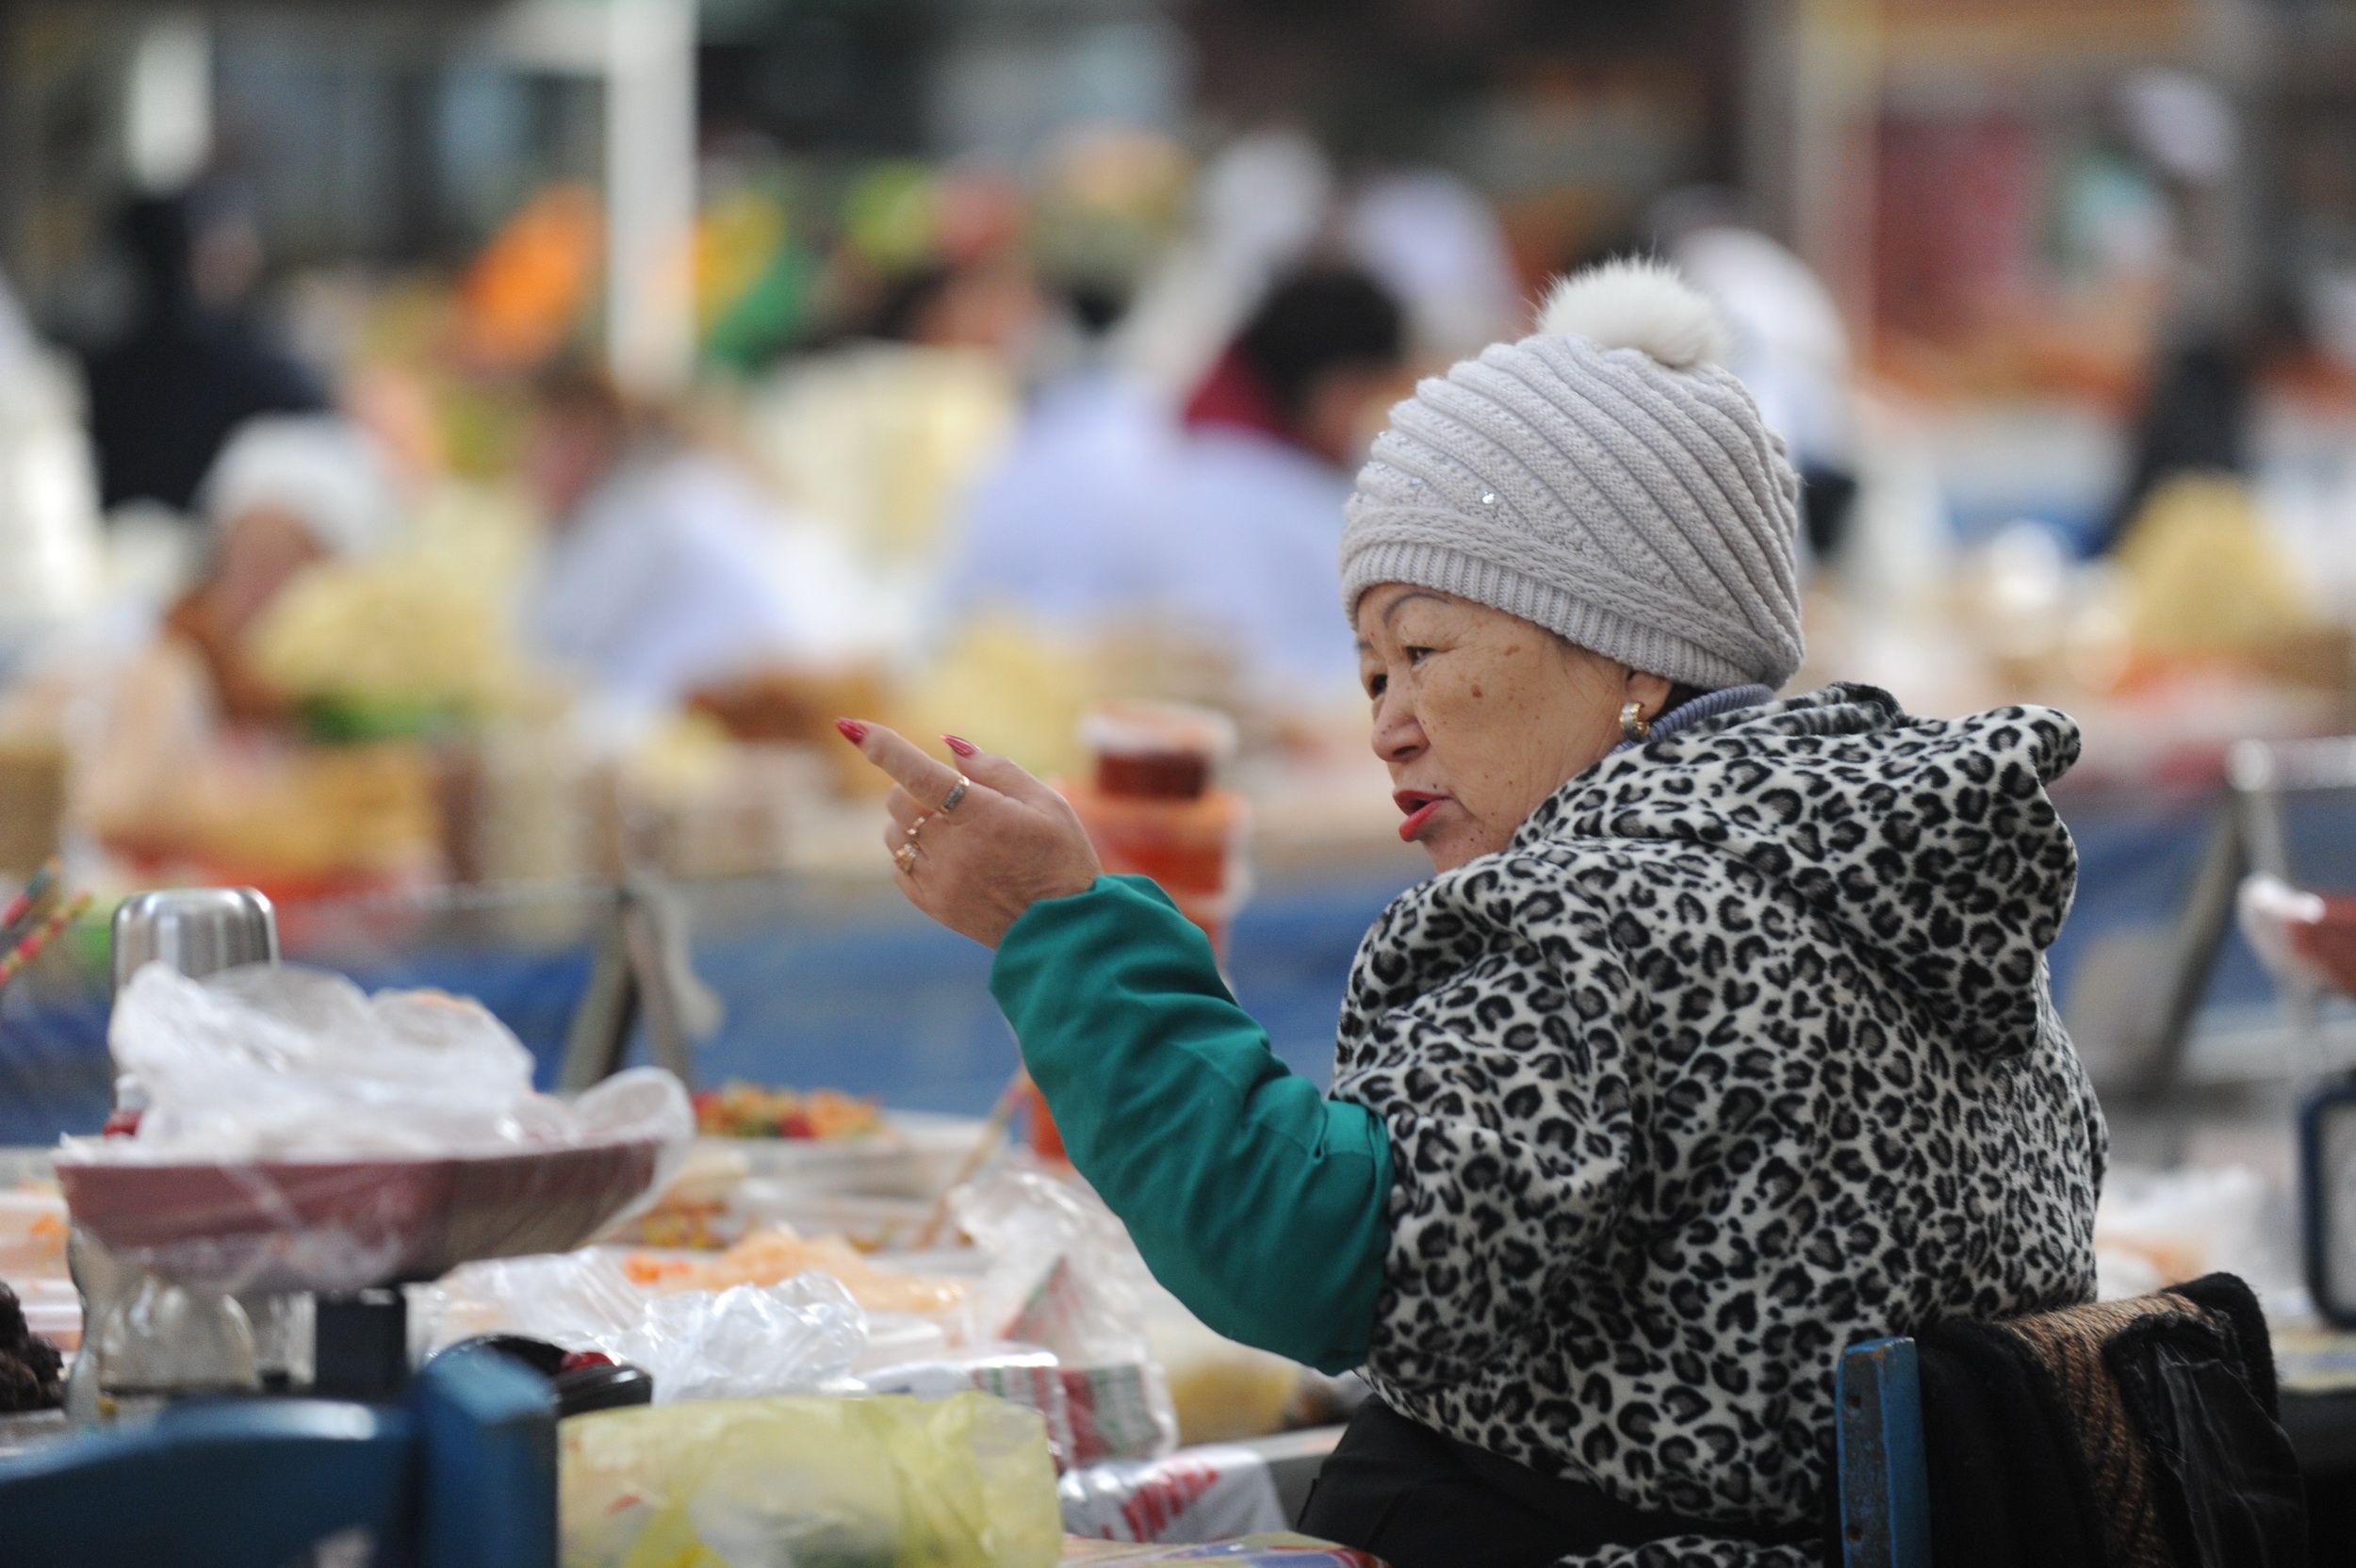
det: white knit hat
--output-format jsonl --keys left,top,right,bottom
{"left": 1337, "top": 258, "right": 1805, "bottom": 691}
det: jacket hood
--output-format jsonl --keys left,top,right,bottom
{"left": 1513, "top": 683, "right": 2082, "bottom": 1059}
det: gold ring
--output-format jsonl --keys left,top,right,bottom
{"left": 940, "top": 776, "right": 971, "bottom": 813}
{"left": 892, "top": 842, "right": 918, "bottom": 874}
{"left": 906, "top": 814, "right": 927, "bottom": 841}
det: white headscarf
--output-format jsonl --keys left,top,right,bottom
{"left": 201, "top": 415, "right": 399, "bottom": 559}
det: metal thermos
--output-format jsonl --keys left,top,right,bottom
{"left": 73, "top": 889, "right": 287, "bottom": 1409}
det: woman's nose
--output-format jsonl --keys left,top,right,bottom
{"left": 1369, "top": 694, "right": 1424, "bottom": 764}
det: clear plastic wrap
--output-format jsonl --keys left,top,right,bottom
{"left": 559, "top": 1392, "right": 1063, "bottom": 1568}
{"left": 953, "top": 1167, "right": 1178, "bottom": 1463}
{"left": 860, "top": 1346, "right": 1083, "bottom": 1465}
{"left": 418, "top": 1250, "right": 869, "bottom": 1403}
{"left": 53, "top": 965, "right": 694, "bottom": 1294}
{"left": 1058, "top": 1446, "right": 1290, "bottom": 1545}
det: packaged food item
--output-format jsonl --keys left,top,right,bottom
{"left": 856, "top": 1342, "right": 1170, "bottom": 1474}
{"left": 859, "top": 1346, "right": 1079, "bottom": 1466}
{"left": 90, "top": 963, "right": 690, "bottom": 1162}
{"left": 1052, "top": 703, "right": 1250, "bottom": 1162}
{"left": 561, "top": 1392, "right": 1062, "bottom": 1568}
{"left": 1058, "top": 1446, "right": 1289, "bottom": 1545}
{"left": 955, "top": 1168, "right": 1177, "bottom": 1463}
{"left": 0, "top": 1184, "right": 69, "bottom": 1282}
{"left": 1066, "top": 704, "right": 1248, "bottom": 948}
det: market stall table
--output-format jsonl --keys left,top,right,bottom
{"left": 3, "top": 778, "right": 2344, "bottom": 1148}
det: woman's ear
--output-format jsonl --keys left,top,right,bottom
{"left": 1625, "top": 667, "right": 1677, "bottom": 720}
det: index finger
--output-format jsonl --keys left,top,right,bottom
{"left": 838, "top": 719, "right": 968, "bottom": 808}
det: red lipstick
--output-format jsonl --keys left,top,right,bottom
{"left": 1394, "top": 791, "right": 1448, "bottom": 843}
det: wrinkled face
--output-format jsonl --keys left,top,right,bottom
{"left": 1355, "top": 583, "right": 1670, "bottom": 872}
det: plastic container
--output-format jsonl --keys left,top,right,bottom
{"left": 1067, "top": 701, "right": 1251, "bottom": 954}
{"left": 1080, "top": 704, "right": 1237, "bottom": 802}
{"left": 1067, "top": 787, "right": 1245, "bottom": 890}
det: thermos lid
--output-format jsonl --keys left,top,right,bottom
{"left": 109, "top": 888, "right": 280, "bottom": 995}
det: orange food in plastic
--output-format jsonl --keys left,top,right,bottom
{"left": 624, "top": 1228, "right": 966, "bottom": 1315}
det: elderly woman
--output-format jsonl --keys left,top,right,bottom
{"left": 839, "top": 262, "right": 2106, "bottom": 1568}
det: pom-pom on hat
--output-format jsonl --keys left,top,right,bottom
{"left": 1338, "top": 256, "right": 1804, "bottom": 691}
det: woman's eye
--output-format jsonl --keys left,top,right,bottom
{"left": 1366, "top": 673, "right": 1388, "bottom": 700}
{"left": 1405, "top": 646, "right": 1434, "bottom": 665}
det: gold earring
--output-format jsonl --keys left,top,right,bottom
{"left": 1620, "top": 701, "right": 1651, "bottom": 743}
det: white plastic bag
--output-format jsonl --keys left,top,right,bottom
{"left": 107, "top": 963, "right": 556, "bottom": 1157}
{"left": 2095, "top": 1164, "right": 2291, "bottom": 1305}
{"left": 57, "top": 964, "right": 695, "bottom": 1294}
{"left": 91, "top": 961, "right": 692, "bottom": 1161}
{"left": 419, "top": 1250, "right": 869, "bottom": 1403}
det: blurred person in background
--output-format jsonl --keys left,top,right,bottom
{"left": 937, "top": 271, "right": 1181, "bottom": 634}
{"left": 2088, "top": 73, "right": 2287, "bottom": 556}
{"left": 854, "top": 258, "right": 1045, "bottom": 357}
{"left": 81, "top": 187, "right": 331, "bottom": 517}
{"left": 39, "top": 415, "right": 398, "bottom": 848}
{"left": 1343, "top": 166, "right": 1524, "bottom": 362}
{"left": 2098, "top": 289, "right": 2308, "bottom": 555}
{"left": 165, "top": 415, "right": 400, "bottom": 724}
{"left": 520, "top": 363, "right": 866, "bottom": 710}
{"left": 1160, "top": 263, "right": 1409, "bottom": 697}
{"left": 935, "top": 125, "right": 1197, "bottom": 641}
{"left": 1652, "top": 188, "right": 1859, "bottom": 563}
{"left": 1116, "top": 129, "right": 1339, "bottom": 405}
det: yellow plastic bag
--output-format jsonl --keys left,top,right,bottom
{"left": 561, "top": 1392, "right": 1062, "bottom": 1568}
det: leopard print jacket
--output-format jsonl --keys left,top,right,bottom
{"left": 1328, "top": 684, "right": 2108, "bottom": 1568}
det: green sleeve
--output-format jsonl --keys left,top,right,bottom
{"left": 989, "top": 874, "right": 1390, "bottom": 1374}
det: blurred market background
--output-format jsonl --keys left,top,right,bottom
{"left": 6, "top": 0, "right": 2356, "bottom": 1217}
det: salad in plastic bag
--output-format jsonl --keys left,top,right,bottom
{"left": 561, "top": 1391, "right": 1063, "bottom": 1568}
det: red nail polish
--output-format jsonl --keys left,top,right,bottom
{"left": 943, "top": 734, "right": 978, "bottom": 759}
{"left": 835, "top": 718, "right": 869, "bottom": 744}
